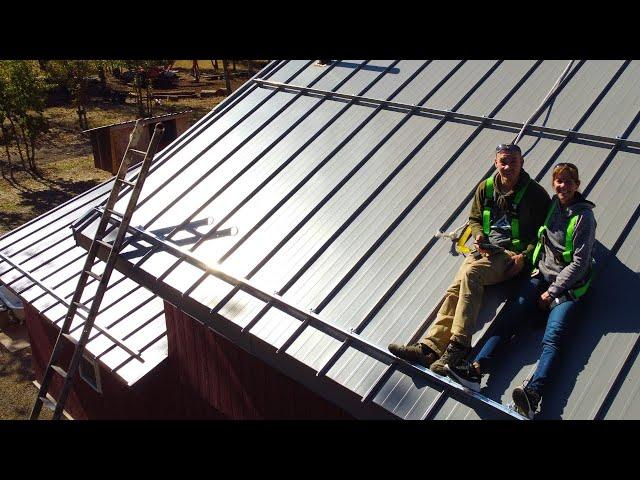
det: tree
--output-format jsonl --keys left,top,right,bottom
{"left": 223, "top": 60, "right": 232, "bottom": 95}
{"left": 0, "top": 61, "right": 48, "bottom": 176}
{"left": 191, "top": 60, "right": 200, "bottom": 82}
{"left": 45, "top": 60, "right": 98, "bottom": 130}
{"left": 118, "top": 60, "right": 171, "bottom": 117}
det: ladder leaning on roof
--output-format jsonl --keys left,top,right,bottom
{"left": 30, "top": 120, "right": 165, "bottom": 420}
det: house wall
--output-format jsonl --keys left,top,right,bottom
{"left": 164, "top": 302, "right": 353, "bottom": 419}
{"left": 24, "top": 303, "right": 223, "bottom": 419}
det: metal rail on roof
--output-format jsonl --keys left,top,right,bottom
{"left": 134, "top": 60, "right": 348, "bottom": 236}
{"left": 263, "top": 60, "right": 513, "bottom": 376}
{"left": 0, "top": 252, "right": 144, "bottom": 362}
{"left": 517, "top": 92, "right": 640, "bottom": 420}
{"left": 0, "top": 62, "right": 288, "bottom": 250}
{"left": 254, "top": 78, "right": 640, "bottom": 150}
{"left": 282, "top": 60, "right": 545, "bottom": 413}
{"left": 107, "top": 61, "right": 383, "bottom": 307}
{"left": 129, "top": 61, "right": 323, "bottom": 218}
{"left": 94, "top": 207, "right": 526, "bottom": 420}
{"left": 357, "top": 60, "right": 633, "bottom": 420}
{"left": 71, "top": 60, "right": 342, "bottom": 286}
{"left": 211, "top": 60, "right": 470, "bottom": 330}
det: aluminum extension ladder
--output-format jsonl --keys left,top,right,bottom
{"left": 30, "top": 120, "right": 165, "bottom": 420}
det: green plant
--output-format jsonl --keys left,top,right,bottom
{"left": 0, "top": 61, "right": 48, "bottom": 176}
{"left": 117, "top": 60, "right": 172, "bottom": 117}
{"left": 44, "top": 60, "right": 99, "bottom": 129}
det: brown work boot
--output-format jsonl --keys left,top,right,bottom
{"left": 430, "top": 340, "right": 470, "bottom": 376}
{"left": 388, "top": 342, "right": 438, "bottom": 368}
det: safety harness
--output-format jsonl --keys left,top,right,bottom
{"left": 531, "top": 198, "right": 593, "bottom": 299}
{"left": 483, "top": 176, "right": 531, "bottom": 253}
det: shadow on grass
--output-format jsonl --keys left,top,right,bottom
{"left": 0, "top": 347, "right": 41, "bottom": 419}
{"left": 0, "top": 211, "right": 32, "bottom": 235}
{"left": 18, "top": 179, "right": 101, "bottom": 217}
{"left": 0, "top": 347, "right": 34, "bottom": 382}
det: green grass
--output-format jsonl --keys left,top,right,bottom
{"left": 0, "top": 89, "right": 226, "bottom": 237}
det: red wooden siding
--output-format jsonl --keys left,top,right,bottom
{"left": 24, "top": 303, "right": 224, "bottom": 419}
{"left": 164, "top": 302, "right": 353, "bottom": 419}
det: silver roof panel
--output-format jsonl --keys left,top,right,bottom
{"left": 12, "top": 60, "right": 640, "bottom": 419}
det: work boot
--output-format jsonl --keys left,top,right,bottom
{"left": 388, "top": 342, "right": 438, "bottom": 368}
{"left": 430, "top": 341, "right": 470, "bottom": 376}
{"left": 445, "top": 359, "right": 482, "bottom": 392}
{"left": 512, "top": 384, "right": 541, "bottom": 420}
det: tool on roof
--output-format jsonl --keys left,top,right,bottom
{"left": 436, "top": 60, "right": 577, "bottom": 256}
{"left": 30, "top": 120, "right": 165, "bottom": 420}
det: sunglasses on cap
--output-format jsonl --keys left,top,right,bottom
{"left": 496, "top": 144, "right": 522, "bottom": 155}
{"left": 554, "top": 162, "right": 578, "bottom": 171}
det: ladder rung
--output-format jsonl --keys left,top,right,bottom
{"left": 117, "top": 178, "right": 136, "bottom": 187}
{"left": 95, "top": 239, "right": 113, "bottom": 249}
{"left": 130, "top": 148, "right": 147, "bottom": 156}
{"left": 74, "top": 301, "right": 90, "bottom": 313}
{"left": 85, "top": 270, "right": 102, "bottom": 281}
{"left": 39, "top": 396, "right": 57, "bottom": 412}
{"left": 62, "top": 333, "right": 78, "bottom": 345}
{"left": 104, "top": 208, "right": 124, "bottom": 218}
{"left": 51, "top": 365, "right": 68, "bottom": 379}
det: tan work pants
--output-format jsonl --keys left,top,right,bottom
{"left": 421, "top": 250, "right": 517, "bottom": 355}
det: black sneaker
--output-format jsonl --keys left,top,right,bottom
{"left": 512, "top": 385, "right": 541, "bottom": 420}
{"left": 445, "top": 360, "right": 482, "bottom": 392}
{"left": 430, "top": 341, "right": 470, "bottom": 376}
{"left": 388, "top": 343, "right": 438, "bottom": 368}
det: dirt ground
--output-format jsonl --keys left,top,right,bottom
{"left": 0, "top": 341, "right": 53, "bottom": 420}
{"left": 0, "top": 60, "right": 262, "bottom": 419}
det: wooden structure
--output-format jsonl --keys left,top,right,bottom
{"left": 30, "top": 122, "right": 167, "bottom": 420}
{"left": 22, "top": 301, "right": 350, "bottom": 419}
{"left": 85, "top": 111, "right": 192, "bottom": 174}
{"left": 25, "top": 303, "right": 227, "bottom": 419}
{"left": 164, "top": 303, "right": 353, "bottom": 419}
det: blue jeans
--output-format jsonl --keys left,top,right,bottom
{"left": 474, "top": 275, "right": 580, "bottom": 396}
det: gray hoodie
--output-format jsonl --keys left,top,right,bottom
{"left": 537, "top": 192, "right": 596, "bottom": 298}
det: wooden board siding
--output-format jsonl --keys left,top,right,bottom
{"left": 164, "top": 302, "right": 353, "bottom": 420}
{"left": 24, "top": 303, "right": 220, "bottom": 419}
{"left": 87, "top": 113, "right": 193, "bottom": 174}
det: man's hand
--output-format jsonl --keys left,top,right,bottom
{"left": 537, "top": 291, "right": 553, "bottom": 311}
{"left": 474, "top": 234, "right": 490, "bottom": 255}
{"left": 505, "top": 253, "right": 526, "bottom": 278}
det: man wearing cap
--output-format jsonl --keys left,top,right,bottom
{"left": 389, "top": 144, "right": 551, "bottom": 375}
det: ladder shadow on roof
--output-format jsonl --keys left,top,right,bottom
{"left": 147, "top": 219, "right": 237, "bottom": 249}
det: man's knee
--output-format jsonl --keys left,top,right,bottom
{"left": 461, "top": 264, "right": 484, "bottom": 287}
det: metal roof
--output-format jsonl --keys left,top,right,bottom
{"left": 0, "top": 172, "right": 167, "bottom": 387}
{"left": 4, "top": 59, "right": 640, "bottom": 419}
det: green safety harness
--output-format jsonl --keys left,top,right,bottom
{"left": 482, "top": 176, "right": 531, "bottom": 253}
{"left": 531, "top": 198, "right": 593, "bottom": 299}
